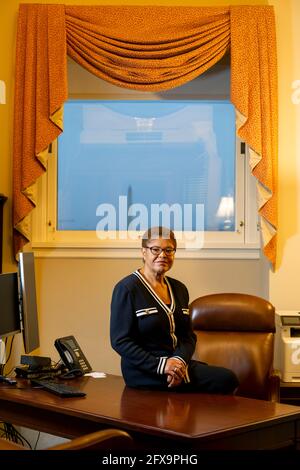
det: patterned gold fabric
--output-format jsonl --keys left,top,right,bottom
{"left": 13, "top": 4, "right": 277, "bottom": 267}
{"left": 230, "top": 6, "right": 277, "bottom": 267}
{"left": 13, "top": 4, "right": 67, "bottom": 254}
{"left": 65, "top": 6, "right": 230, "bottom": 90}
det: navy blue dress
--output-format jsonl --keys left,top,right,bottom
{"left": 110, "top": 271, "right": 238, "bottom": 393}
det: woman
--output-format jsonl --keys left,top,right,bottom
{"left": 110, "top": 226, "right": 238, "bottom": 393}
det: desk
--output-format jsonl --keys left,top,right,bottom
{"left": 1, "top": 374, "right": 300, "bottom": 450}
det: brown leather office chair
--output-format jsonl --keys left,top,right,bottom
{"left": 189, "top": 293, "right": 280, "bottom": 401}
{"left": 0, "top": 428, "right": 133, "bottom": 450}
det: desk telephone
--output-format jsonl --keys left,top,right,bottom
{"left": 54, "top": 335, "right": 92, "bottom": 374}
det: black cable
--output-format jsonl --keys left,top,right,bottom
{"left": 3, "top": 423, "right": 32, "bottom": 449}
{"left": 1, "top": 421, "right": 32, "bottom": 449}
{"left": 0, "top": 422, "right": 6, "bottom": 438}
{"left": 33, "top": 431, "right": 41, "bottom": 450}
{"left": 52, "top": 358, "right": 64, "bottom": 369}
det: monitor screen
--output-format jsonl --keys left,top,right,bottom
{"left": 18, "top": 252, "right": 40, "bottom": 353}
{"left": 0, "top": 272, "right": 21, "bottom": 339}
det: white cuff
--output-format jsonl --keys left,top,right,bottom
{"left": 157, "top": 356, "right": 168, "bottom": 375}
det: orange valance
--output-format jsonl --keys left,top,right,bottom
{"left": 13, "top": 4, "right": 277, "bottom": 267}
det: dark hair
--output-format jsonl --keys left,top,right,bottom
{"left": 141, "top": 226, "right": 177, "bottom": 250}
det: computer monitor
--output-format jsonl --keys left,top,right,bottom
{"left": 0, "top": 272, "right": 21, "bottom": 339}
{"left": 18, "top": 252, "right": 40, "bottom": 354}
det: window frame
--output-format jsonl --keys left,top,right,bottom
{"left": 31, "top": 60, "right": 260, "bottom": 259}
{"left": 31, "top": 136, "right": 261, "bottom": 259}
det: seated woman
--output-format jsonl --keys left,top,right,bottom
{"left": 110, "top": 226, "right": 238, "bottom": 393}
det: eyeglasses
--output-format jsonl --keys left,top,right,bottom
{"left": 146, "top": 246, "right": 176, "bottom": 256}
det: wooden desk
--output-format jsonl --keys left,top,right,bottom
{"left": 1, "top": 374, "right": 300, "bottom": 450}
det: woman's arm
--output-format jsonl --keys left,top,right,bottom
{"left": 110, "top": 281, "right": 168, "bottom": 376}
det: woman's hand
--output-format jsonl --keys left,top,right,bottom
{"left": 165, "top": 358, "right": 186, "bottom": 388}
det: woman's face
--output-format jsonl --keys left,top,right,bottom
{"left": 142, "top": 237, "right": 176, "bottom": 276}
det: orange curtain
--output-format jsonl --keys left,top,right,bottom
{"left": 13, "top": 4, "right": 277, "bottom": 267}
{"left": 231, "top": 6, "right": 277, "bottom": 267}
{"left": 13, "top": 4, "right": 67, "bottom": 252}
{"left": 65, "top": 6, "right": 230, "bottom": 90}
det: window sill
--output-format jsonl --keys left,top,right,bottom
{"left": 30, "top": 242, "right": 261, "bottom": 260}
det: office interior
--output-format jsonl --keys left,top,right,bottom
{"left": 0, "top": 0, "right": 299, "bottom": 449}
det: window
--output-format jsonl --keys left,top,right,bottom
{"left": 31, "top": 58, "right": 260, "bottom": 258}
{"left": 58, "top": 99, "right": 236, "bottom": 232}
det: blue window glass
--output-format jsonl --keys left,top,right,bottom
{"left": 57, "top": 100, "right": 236, "bottom": 232}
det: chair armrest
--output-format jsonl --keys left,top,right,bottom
{"left": 0, "top": 437, "right": 28, "bottom": 450}
{"left": 49, "top": 428, "right": 133, "bottom": 450}
{"left": 268, "top": 369, "right": 281, "bottom": 402}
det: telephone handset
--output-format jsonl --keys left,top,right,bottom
{"left": 54, "top": 335, "right": 92, "bottom": 374}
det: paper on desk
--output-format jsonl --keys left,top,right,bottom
{"left": 84, "top": 372, "right": 107, "bottom": 378}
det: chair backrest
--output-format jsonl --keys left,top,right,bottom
{"left": 189, "top": 293, "right": 276, "bottom": 400}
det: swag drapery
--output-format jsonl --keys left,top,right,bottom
{"left": 13, "top": 4, "right": 278, "bottom": 266}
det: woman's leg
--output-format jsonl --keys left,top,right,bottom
{"left": 180, "top": 360, "right": 239, "bottom": 394}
